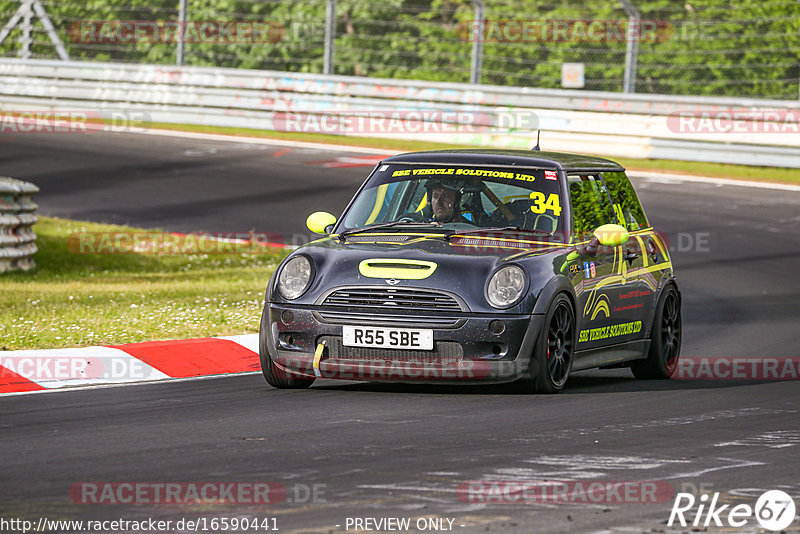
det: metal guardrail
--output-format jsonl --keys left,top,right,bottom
{"left": 1, "top": 58, "right": 799, "bottom": 168}
{"left": 0, "top": 177, "right": 38, "bottom": 273}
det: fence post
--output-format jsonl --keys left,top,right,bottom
{"left": 619, "top": 0, "right": 640, "bottom": 93}
{"left": 470, "top": 0, "right": 484, "bottom": 85}
{"left": 323, "top": 0, "right": 336, "bottom": 75}
{"left": 18, "top": 0, "right": 33, "bottom": 60}
{"left": 0, "top": 0, "right": 70, "bottom": 60}
{"left": 31, "top": 1, "right": 69, "bottom": 60}
{"left": 176, "top": 0, "right": 188, "bottom": 65}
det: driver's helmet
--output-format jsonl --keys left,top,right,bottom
{"left": 425, "top": 177, "right": 465, "bottom": 198}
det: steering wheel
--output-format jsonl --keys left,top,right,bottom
{"left": 396, "top": 212, "right": 426, "bottom": 223}
{"left": 488, "top": 208, "right": 514, "bottom": 227}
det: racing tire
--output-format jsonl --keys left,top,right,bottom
{"left": 258, "top": 307, "right": 315, "bottom": 389}
{"left": 631, "top": 284, "right": 681, "bottom": 380}
{"left": 517, "top": 294, "right": 575, "bottom": 394}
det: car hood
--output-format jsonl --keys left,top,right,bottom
{"left": 270, "top": 233, "right": 571, "bottom": 314}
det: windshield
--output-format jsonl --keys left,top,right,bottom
{"left": 337, "top": 164, "right": 565, "bottom": 237}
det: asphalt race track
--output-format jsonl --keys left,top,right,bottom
{"left": 1, "top": 131, "right": 799, "bottom": 533}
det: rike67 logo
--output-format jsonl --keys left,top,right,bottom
{"left": 668, "top": 490, "right": 796, "bottom": 531}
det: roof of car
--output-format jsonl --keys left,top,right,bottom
{"left": 381, "top": 149, "right": 625, "bottom": 172}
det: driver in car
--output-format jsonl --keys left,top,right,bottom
{"left": 428, "top": 179, "right": 471, "bottom": 224}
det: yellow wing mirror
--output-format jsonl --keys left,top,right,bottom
{"left": 564, "top": 224, "right": 629, "bottom": 267}
{"left": 306, "top": 211, "right": 337, "bottom": 234}
{"left": 582, "top": 224, "right": 629, "bottom": 256}
{"left": 594, "top": 224, "right": 629, "bottom": 247}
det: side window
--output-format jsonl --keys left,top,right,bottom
{"left": 602, "top": 171, "right": 648, "bottom": 231}
{"left": 567, "top": 174, "right": 617, "bottom": 239}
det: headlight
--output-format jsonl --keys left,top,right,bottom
{"left": 486, "top": 265, "right": 526, "bottom": 308}
{"left": 277, "top": 255, "right": 312, "bottom": 300}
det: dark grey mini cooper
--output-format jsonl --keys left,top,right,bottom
{"left": 259, "top": 149, "right": 681, "bottom": 393}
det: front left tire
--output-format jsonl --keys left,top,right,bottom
{"left": 631, "top": 284, "right": 681, "bottom": 379}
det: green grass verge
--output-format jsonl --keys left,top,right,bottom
{"left": 0, "top": 217, "right": 288, "bottom": 350}
{"left": 148, "top": 122, "right": 800, "bottom": 185}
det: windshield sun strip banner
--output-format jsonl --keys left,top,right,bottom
{"left": 382, "top": 161, "right": 560, "bottom": 171}
{"left": 390, "top": 167, "right": 540, "bottom": 184}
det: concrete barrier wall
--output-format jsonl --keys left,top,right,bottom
{"left": 1, "top": 59, "right": 798, "bottom": 167}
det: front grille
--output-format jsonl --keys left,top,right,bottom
{"left": 322, "top": 287, "right": 462, "bottom": 312}
{"left": 315, "top": 310, "right": 462, "bottom": 328}
{"left": 319, "top": 335, "right": 463, "bottom": 362}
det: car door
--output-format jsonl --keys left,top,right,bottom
{"left": 567, "top": 173, "right": 631, "bottom": 351}
{"left": 602, "top": 171, "right": 661, "bottom": 340}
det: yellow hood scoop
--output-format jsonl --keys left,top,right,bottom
{"left": 359, "top": 259, "right": 438, "bottom": 280}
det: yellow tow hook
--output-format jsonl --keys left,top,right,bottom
{"left": 313, "top": 340, "right": 327, "bottom": 378}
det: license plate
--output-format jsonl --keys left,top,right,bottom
{"left": 342, "top": 325, "right": 434, "bottom": 350}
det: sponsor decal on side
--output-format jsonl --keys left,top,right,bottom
{"left": 583, "top": 261, "right": 596, "bottom": 279}
{"left": 578, "top": 320, "right": 642, "bottom": 343}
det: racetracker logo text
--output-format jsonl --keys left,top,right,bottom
{"left": 456, "top": 19, "right": 674, "bottom": 43}
{"left": 667, "top": 110, "right": 800, "bottom": 134}
{"left": 67, "top": 231, "right": 286, "bottom": 254}
{"left": 69, "top": 482, "right": 325, "bottom": 505}
{"left": 674, "top": 357, "right": 800, "bottom": 380}
{"left": 0, "top": 356, "right": 158, "bottom": 381}
{"left": 69, "top": 20, "right": 285, "bottom": 43}
{"left": 272, "top": 110, "right": 539, "bottom": 135}
{"left": 0, "top": 111, "right": 150, "bottom": 140}
{"left": 283, "top": 357, "right": 493, "bottom": 381}
{"left": 457, "top": 480, "right": 675, "bottom": 504}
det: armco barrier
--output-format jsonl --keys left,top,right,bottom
{"left": 0, "top": 177, "right": 38, "bottom": 273}
{"left": 0, "top": 59, "right": 799, "bottom": 167}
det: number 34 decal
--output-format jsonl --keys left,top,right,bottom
{"left": 529, "top": 192, "right": 562, "bottom": 216}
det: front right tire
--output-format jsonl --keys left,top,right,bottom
{"left": 516, "top": 293, "right": 575, "bottom": 394}
{"left": 258, "top": 307, "right": 315, "bottom": 389}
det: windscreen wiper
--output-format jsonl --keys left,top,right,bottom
{"left": 445, "top": 226, "right": 551, "bottom": 239}
{"left": 338, "top": 220, "right": 442, "bottom": 241}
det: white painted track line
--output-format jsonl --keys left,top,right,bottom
{"left": 137, "top": 127, "right": 800, "bottom": 192}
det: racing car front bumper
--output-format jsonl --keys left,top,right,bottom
{"left": 262, "top": 303, "right": 544, "bottom": 385}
